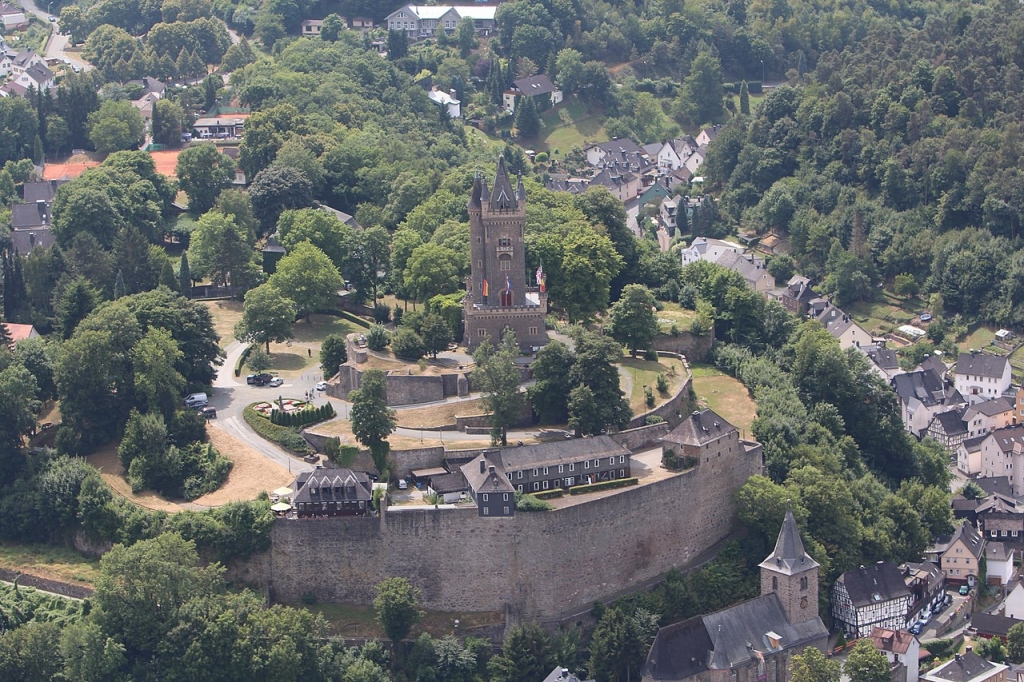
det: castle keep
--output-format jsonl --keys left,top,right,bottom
{"left": 463, "top": 158, "right": 548, "bottom": 351}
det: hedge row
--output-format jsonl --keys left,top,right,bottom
{"left": 242, "top": 404, "right": 313, "bottom": 455}
{"left": 316, "top": 309, "right": 372, "bottom": 329}
{"left": 234, "top": 343, "right": 255, "bottom": 377}
{"left": 569, "top": 478, "right": 639, "bottom": 495}
{"left": 534, "top": 489, "right": 564, "bottom": 500}
{"left": 269, "top": 402, "right": 336, "bottom": 427}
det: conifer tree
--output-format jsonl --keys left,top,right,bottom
{"left": 114, "top": 270, "right": 126, "bottom": 299}
{"left": 739, "top": 80, "right": 750, "bottom": 115}
{"left": 160, "top": 259, "right": 177, "bottom": 292}
{"left": 179, "top": 253, "right": 191, "bottom": 298}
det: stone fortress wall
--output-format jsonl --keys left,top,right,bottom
{"left": 245, "top": 430, "right": 761, "bottom": 622}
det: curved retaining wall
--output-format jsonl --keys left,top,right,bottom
{"left": 249, "top": 438, "right": 760, "bottom": 621}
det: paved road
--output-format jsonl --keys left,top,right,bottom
{"left": 209, "top": 342, "right": 315, "bottom": 474}
{"left": 19, "top": 0, "right": 91, "bottom": 71}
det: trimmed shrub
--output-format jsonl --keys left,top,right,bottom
{"left": 392, "top": 328, "right": 426, "bottom": 360}
{"left": 568, "top": 478, "right": 639, "bottom": 495}
{"left": 243, "top": 404, "right": 314, "bottom": 454}
{"left": 534, "top": 489, "right": 564, "bottom": 500}
{"left": 367, "top": 324, "right": 390, "bottom": 351}
{"left": 645, "top": 415, "right": 665, "bottom": 425}
{"left": 234, "top": 343, "right": 254, "bottom": 377}
{"left": 515, "top": 491, "right": 554, "bottom": 511}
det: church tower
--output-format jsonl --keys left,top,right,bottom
{"left": 463, "top": 158, "right": 547, "bottom": 351}
{"left": 759, "top": 508, "right": 819, "bottom": 625}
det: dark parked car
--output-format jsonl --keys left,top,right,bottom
{"left": 199, "top": 406, "right": 217, "bottom": 419}
{"left": 250, "top": 373, "right": 273, "bottom": 386}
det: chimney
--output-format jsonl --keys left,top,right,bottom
{"left": 480, "top": 459, "right": 486, "bottom": 474}
{"left": 489, "top": 466, "right": 496, "bottom": 475}
{"left": 965, "top": 647, "right": 973, "bottom": 654}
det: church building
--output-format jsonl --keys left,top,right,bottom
{"left": 463, "top": 158, "right": 548, "bottom": 351}
{"left": 643, "top": 510, "right": 829, "bottom": 682}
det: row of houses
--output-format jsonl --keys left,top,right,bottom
{"left": 0, "top": 46, "right": 55, "bottom": 97}
{"left": 385, "top": 4, "right": 498, "bottom": 41}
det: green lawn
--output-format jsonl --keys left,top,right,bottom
{"left": 619, "top": 355, "right": 686, "bottom": 414}
{"left": 958, "top": 327, "right": 997, "bottom": 353}
{"left": 296, "top": 602, "right": 503, "bottom": 638}
{"left": 533, "top": 98, "right": 608, "bottom": 156}
{"left": 845, "top": 294, "right": 921, "bottom": 335}
{"left": 656, "top": 302, "right": 696, "bottom": 334}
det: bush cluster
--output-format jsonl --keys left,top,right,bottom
{"left": 515, "top": 491, "right": 554, "bottom": 511}
{"left": 242, "top": 404, "right": 313, "bottom": 454}
{"left": 533, "top": 489, "right": 564, "bottom": 500}
{"left": 568, "top": 478, "right": 639, "bottom": 495}
{"left": 269, "top": 402, "right": 336, "bottom": 427}
{"left": 234, "top": 343, "right": 254, "bottom": 377}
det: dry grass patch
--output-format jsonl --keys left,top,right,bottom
{"left": 298, "top": 602, "right": 503, "bottom": 638}
{"left": 86, "top": 443, "right": 182, "bottom": 513}
{"left": 691, "top": 371, "right": 756, "bottom": 436}
{"left": 203, "top": 300, "right": 244, "bottom": 348}
{"left": 192, "top": 426, "right": 294, "bottom": 506}
{"left": 395, "top": 399, "right": 488, "bottom": 428}
{"left": 0, "top": 543, "right": 101, "bottom": 586}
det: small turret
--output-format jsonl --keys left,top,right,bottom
{"left": 468, "top": 172, "right": 482, "bottom": 210}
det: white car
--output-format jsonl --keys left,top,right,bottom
{"left": 268, "top": 377, "right": 283, "bottom": 387}
{"left": 315, "top": 381, "right": 327, "bottom": 391}
{"left": 397, "top": 479, "right": 408, "bottom": 490}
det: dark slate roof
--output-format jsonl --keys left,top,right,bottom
{"left": 12, "top": 49, "right": 35, "bottom": 67}
{"left": 546, "top": 178, "right": 589, "bottom": 194}
{"left": 957, "top": 352, "right": 1009, "bottom": 379}
{"left": 461, "top": 453, "right": 516, "bottom": 494}
{"left": 976, "top": 476, "right": 1014, "bottom": 498}
{"left": 262, "top": 235, "right": 286, "bottom": 254}
{"left": 961, "top": 435, "right": 987, "bottom": 452}
{"left": 976, "top": 493, "right": 1020, "bottom": 516}
{"left": 715, "top": 250, "right": 769, "bottom": 287}
{"left": 892, "top": 369, "right": 953, "bottom": 408}
{"left": 700, "top": 126, "right": 719, "bottom": 142}
{"left": 986, "top": 541, "right": 1010, "bottom": 563}
{"left": 22, "top": 180, "right": 66, "bottom": 203}
{"left": 965, "top": 397, "right": 1014, "bottom": 419}
{"left": 760, "top": 509, "right": 818, "bottom": 576}
{"left": 701, "top": 593, "right": 827, "bottom": 669}
{"left": 24, "top": 62, "right": 53, "bottom": 84}
{"left": 428, "top": 471, "right": 468, "bottom": 495}
{"left": 644, "top": 616, "right": 713, "bottom": 681}
{"left": 11, "top": 201, "right": 50, "bottom": 229}
{"left": 932, "top": 410, "right": 967, "bottom": 437}
{"left": 489, "top": 156, "right": 517, "bottom": 211}
{"left": 971, "top": 613, "right": 1024, "bottom": 639}
{"left": 589, "top": 168, "right": 637, "bottom": 191}
{"left": 917, "top": 354, "right": 948, "bottom": 376}
{"left": 817, "top": 304, "right": 862, "bottom": 340}
{"left": 495, "top": 435, "right": 629, "bottom": 471}
{"left": 589, "top": 137, "right": 645, "bottom": 156}
{"left": 292, "top": 468, "right": 372, "bottom": 505}
{"left": 866, "top": 347, "right": 900, "bottom": 372}
{"left": 511, "top": 74, "right": 559, "bottom": 97}
{"left": 785, "top": 275, "right": 816, "bottom": 303}
{"left": 127, "top": 77, "right": 165, "bottom": 95}
{"left": 663, "top": 409, "right": 737, "bottom": 447}
{"left": 951, "top": 495, "right": 981, "bottom": 512}
{"left": 836, "top": 562, "right": 911, "bottom": 607}
{"left": 940, "top": 523, "right": 984, "bottom": 559}
{"left": 10, "top": 227, "right": 54, "bottom": 254}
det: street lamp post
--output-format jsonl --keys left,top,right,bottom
{"left": 760, "top": 59, "right": 765, "bottom": 84}
{"left": 47, "top": 2, "right": 53, "bottom": 17}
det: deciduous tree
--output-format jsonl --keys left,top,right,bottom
{"left": 609, "top": 284, "right": 658, "bottom": 356}
{"left": 349, "top": 368, "right": 396, "bottom": 475}
{"left": 319, "top": 333, "right": 348, "bottom": 378}
{"left": 473, "top": 331, "right": 524, "bottom": 446}
{"left": 176, "top": 143, "right": 236, "bottom": 215}
{"left": 268, "top": 242, "right": 344, "bottom": 321}
{"left": 791, "top": 645, "right": 840, "bottom": 682}
{"left": 187, "top": 211, "right": 260, "bottom": 290}
{"left": 844, "top": 639, "right": 891, "bottom": 682}
{"left": 373, "top": 577, "right": 422, "bottom": 646}
{"left": 87, "top": 100, "right": 145, "bottom": 153}
{"left": 234, "top": 283, "right": 296, "bottom": 352}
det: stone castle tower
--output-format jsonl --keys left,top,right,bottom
{"left": 759, "top": 508, "right": 820, "bottom": 624}
{"left": 463, "top": 157, "right": 547, "bottom": 351}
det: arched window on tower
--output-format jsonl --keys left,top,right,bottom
{"left": 800, "top": 576, "right": 808, "bottom": 591}
{"left": 772, "top": 576, "right": 778, "bottom": 591}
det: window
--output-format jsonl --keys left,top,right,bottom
{"left": 800, "top": 576, "right": 808, "bottom": 590}
{"left": 503, "top": 493, "right": 509, "bottom": 501}
{"left": 569, "top": 463, "right": 574, "bottom": 471}
{"left": 500, "top": 259, "right": 511, "bottom": 271}
{"left": 619, "top": 455, "right": 625, "bottom": 463}
{"left": 481, "top": 494, "right": 488, "bottom": 502}
{"left": 584, "top": 461, "right": 590, "bottom": 469}
{"left": 555, "top": 479, "right": 561, "bottom": 487}
{"left": 483, "top": 507, "right": 489, "bottom": 515}
{"left": 517, "top": 471, "right": 523, "bottom": 479}
{"left": 478, "top": 260, "right": 482, "bottom": 269}
{"left": 503, "top": 506, "right": 510, "bottom": 515}
{"left": 558, "top": 464, "right": 564, "bottom": 473}
{"left": 543, "top": 467, "right": 548, "bottom": 475}
{"left": 517, "top": 485, "right": 523, "bottom": 492}
{"left": 533, "top": 482, "right": 539, "bottom": 491}
{"left": 498, "top": 237, "right": 511, "bottom": 247}
{"left": 542, "top": 481, "right": 549, "bottom": 489}
{"left": 772, "top": 577, "right": 778, "bottom": 590}
{"left": 506, "top": 473, "right": 512, "bottom": 480}
{"left": 609, "top": 457, "right": 615, "bottom": 466}
{"left": 530, "top": 327, "right": 538, "bottom": 335}
{"left": 619, "top": 468, "right": 625, "bottom": 477}
{"left": 477, "top": 329, "right": 486, "bottom": 337}
{"left": 532, "top": 468, "right": 539, "bottom": 476}
{"left": 593, "top": 459, "right": 600, "bottom": 468}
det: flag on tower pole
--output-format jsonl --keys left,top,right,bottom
{"left": 505, "top": 275, "right": 512, "bottom": 294}
{"left": 536, "top": 264, "right": 543, "bottom": 286}
{"left": 482, "top": 279, "right": 489, "bottom": 297}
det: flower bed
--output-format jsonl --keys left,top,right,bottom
{"left": 252, "top": 399, "right": 310, "bottom": 417}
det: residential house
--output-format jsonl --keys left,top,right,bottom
{"left": 977, "top": 476, "right": 1015, "bottom": 497}
{"left": 902, "top": 562, "right": 945, "bottom": 614}
{"left": 1, "top": 81, "right": 31, "bottom": 99}
{"left": 642, "top": 510, "right": 828, "bottom": 682}
{"left": 956, "top": 353, "right": 1012, "bottom": 406}
{"left": 15, "top": 62, "right": 54, "bottom": 91}
{"left": 543, "top": 668, "right": 594, "bottom": 682}
{"left": 979, "top": 425, "right": 1024, "bottom": 494}
{"left": 460, "top": 452, "right": 516, "bottom": 517}
{"left": 924, "top": 652, "right": 1007, "bottom": 682}
{"left": 291, "top": 467, "right": 373, "bottom": 517}
{"left": 427, "top": 88, "right": 461, "bottom": 118}
{"left": 589, "top": 168, "right": 640, "bottom": 201}
{"left": 22, "top": 180, "right": 66, "bottom": 203}
{"left": 870, "top": 628, "right": 920, "bottom": 682}
{"left": 3, "top": 322, "right": 38, "bottom": 348}
{"left": 831, "top": 562, "right": 913, "bottom": 639}
{"left": 660, "top": 195, "right": 679, "bottom": 233}
{"left": 662, "top": 409, "right": 763, "bottom": 468}
{"left": 679, "top": 237, "right": 745, "bottom": 268}
{"left": 781, "top": 276, "right": 817, "bottom": 315}
{"left": 815, "top": 304, "right": 872, "bottom": 350}
{"left": 918, "top": 354, "right": 950, "bottom": 378}
{"left": 131, "top": 92, "right": 160, "bottom": 121}
{"left": 865, "top": 345, "right": 904, "bottom": 382}
{"left": 1002, "top": 579, "right": 1024, "bottom": 619}
{"left": 1018, "top": 386, "right": 1024, "bottom": 425}
{"left": 427, "top": 471, "right": 468, "bottom": 504}
{"left": 953, "top": 495, "right": 982, "bottom": 525}
{"left": 318, "top": 205, "right": 361, "bottom": 230}
{"left": 964, "top": 398, "right": 1016, "bottom": 439}
{"left": 696, "top": 127, "right": 720, "bottom": 147}
{"left": 385, "top": 5, "right": 497, "bottom": 41}
{"left": 10, "top": 200, "right": 55, "bottom": 254}
{"left": 927, "top": 410, "right": 968, "bottom": 454}
{"left": 0, "top": 3, "right": 27, "bottom": 29}
{"left": 0, "top": 51, "right": 12, "bottom": 79}
{"left": 683, "top": 145, "right": 707, "bottom": 176}
{"left": 656, "top": 135, "right": 700, "bottom": 170}
{"left": 491, "top": 436, "right": 631, "bottom": 493}
{"left": 261, "top": 235, "right": 286, "bottom": 274}
{"left": 892, "top": 368, "right": 966, "bottom": 439}
{"left": 348, "top": 16, "right": 376, "bottom": 31}
{"left": 664, "top": 166, "right": 693, "bottom": 191}
{"left": 545, "top": 177, "right": 589, "bottom": 195}
{"left": 193, "top": 117, "right": 244, "bottom": 139}
{"left": 937, "top": 523, "right": 985, "bottom": 586}
{"left": 10, "top": 49, "right": 42, "bottom": 76}
{"left": 301, "top": 19, "right": 323, "bottom": 35}
{"left": 637, "top": 180, "right": 671, "bottom": 213}
{"left": 984, "top": 542, "right": 1014, "bottom": 585}
{"left": 126, "top": 77, "right": 166, "bottom": 97}
{"left": 503, "top": 74, "right": 563, "bottom": 112}
{"left": 977, "top": 494, "right": 1024, "bottom": 544}
{"left": 714, "top": 251, "right": 775, "bottom": 294}
{"left": 585, "top": 138, "right": 648, "bottom": 169}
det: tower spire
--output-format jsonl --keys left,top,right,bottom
{"left": 490, "top": 155, "right": 517, "bottom": 211}
{"left": 760, "top": 508, "right": 816, "bottom": 575}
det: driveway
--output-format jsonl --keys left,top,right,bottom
{"left": 19, "top": 0, "right": 92, "bottom": 71}
{"left": 209, "top": 341, "right": 315, "bottom": 474}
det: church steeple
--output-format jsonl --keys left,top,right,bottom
{"left": 759, "top": 508, "right": 819, "bottom": 625}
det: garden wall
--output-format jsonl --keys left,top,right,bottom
{"left": 652, "top": 328, "right": 714, "bottom": 362}
{"left": 329, "top": 364, "right": 469, "bottom": 406}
